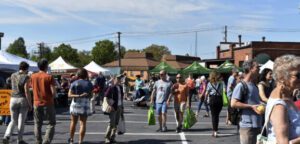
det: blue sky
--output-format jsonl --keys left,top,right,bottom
{"left": 0, "top": 0, "right": 300, "bottom": 59}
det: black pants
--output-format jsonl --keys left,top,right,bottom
{"left": 209, "top": 95, "right": 223, "bottom": 131}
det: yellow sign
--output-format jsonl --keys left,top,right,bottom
{"left": 0, "top": 90, "right": 12, "bottom": 115}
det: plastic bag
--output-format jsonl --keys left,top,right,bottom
{"left": 222, "top": 91, "right": 229, "bottom": 107}
{"left": 148, "top": 105, "right": 156, "bottom": 125}
{"left": 183, "top": 108, "right": 197, "bottom": 129}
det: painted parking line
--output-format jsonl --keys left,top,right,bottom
{"left": 75, "top": 132, "right": 236, "bottom": 136}
{"left": 172, "top": 110, "right": 188, "bottom": 144}
{"left": 57, "top": 120, "right": 231, "bottom": 125}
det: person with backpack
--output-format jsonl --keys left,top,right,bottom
{"left": 231, "top": 59, "right": 263, "bottom": 144}
{"left": 205, "top": 70, "right": 226, "bottom": 137}
{"left": 2, "top": 62, "right": 32, "bottom": 144}
{"left": 226, "top": 68, "right": 238, "bottom": 125}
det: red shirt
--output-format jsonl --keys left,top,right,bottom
{"left": 31, "top": 72, "right": 55, "bottom": 106}
{"left": 295, "top": 100, "right": 300, "bottom": 110}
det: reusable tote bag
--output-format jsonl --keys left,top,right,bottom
{"left": 148, "top": 105, "right": 156, "bottom": 125}
{"left": 256, "top": 103, "right": 276, "bottom": 144}
{"left": 222, "top": 90, "right": 229, "bottom": 107}
{"left": 183, "top": 108, "right": 197, "bottom": 129}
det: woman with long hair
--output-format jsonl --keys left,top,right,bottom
{"left": 205, "top": 70, "right": 225, "bottom": 137}
{"left": 258, "top": 68, "right": 274, "bottom": 103}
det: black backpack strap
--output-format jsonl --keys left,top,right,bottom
{"left": 210, "top": 82, "right": 222, "bottom": 96}
{"left": 240, "top": 81, "right": 249, "bottom": 103}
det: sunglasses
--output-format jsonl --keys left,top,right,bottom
{"left": 176, "top": 77, "right": 181, "bottom": 79}
{"left": 160, "top": 73, "right": 165, "bottom": 76}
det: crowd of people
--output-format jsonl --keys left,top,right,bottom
{"left": 1, "top": 54, "right": 300, "bottom": 144}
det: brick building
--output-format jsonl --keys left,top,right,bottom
{"left": 103, "top": 52, "right": 201, "bottom": 80}
{"left": 216, "top": 37, "right": 300, "bottom": 66}
{"left": 103, "top": 52, "right": 159, "bottom": 80}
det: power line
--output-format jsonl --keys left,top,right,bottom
{"left": 229, "top": 26, "right": 300, "bottom": 33}
{"left": 44, "top": 32, "right": 115, "bottom": 45}
{"left": 122, "top": 27, "right": 223, "bottom": 38}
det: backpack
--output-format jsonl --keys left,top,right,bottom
{"left": 229, "top": 81, "right": 248, "bottom": 125}
{"left": 13, "top": 73, "right": 28, "bottom": 97}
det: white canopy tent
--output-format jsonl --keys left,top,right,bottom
{"left": 0, "top": 50, "right": 38, "bottom": 72}
{"left": 49, "top": 56, "right": 76, "bottom": 72}
{"left": 259, "top": 60, "right": 274, "bottom": 73}
{"left": 84, "top": 61, "right": 109, "bottom": 74}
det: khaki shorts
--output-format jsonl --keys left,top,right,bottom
{"left": 174, "top": 102, "right": 186, "bottom": 113}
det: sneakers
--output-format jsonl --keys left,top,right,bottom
{"left": 203, "top": 114, "right": 209, "bottom": 117}
{"left": 162, "top": 126, "right": 167, "bottom": 132}
{"left": 3, "top": 136, "right": 9, "bottom": 144}
{"left": 104, "top": 138, "right": 111, "bottom": 144}
{"left": 110, "top": 139, "right": 117, "bottom": 144}
{"left": 67, "top": 138, "right": 73, "bottom": 144}
{"left": 156, "top": 128, "right": 162, "bottom": 132}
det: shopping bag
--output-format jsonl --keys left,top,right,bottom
{"left": 222, "top": 91, "right": 229, "bottom": 107}
{"left": 183, "top": 108, "right": 197, "bottom": 129}
{"left": 148, "top": 105, "right": 156, "bottom": 125}
{"left": 118, "top": 117, "right": 126, "bottom": 134}
{"left": 256, "top": 134, "right": 276, "bottom": 144}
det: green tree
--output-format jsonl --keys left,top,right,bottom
{"left": 143, "top": 44, "right": 171, "bottom": 61}
{"left": 91, "top": 40, "right": 117, "bottom": 65}
{"left": 52, "top": 43, "right": 79, "bottom": 66}
{"left": 77, "top": 50, "right": 92, "bottom": 67}
{"left": 6, "top": 37, "right": 28, "bottom": 58}
{"left": 30, "top": 43, "right": 53, "bottom": 62}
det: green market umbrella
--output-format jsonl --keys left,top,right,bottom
{"left": 182, "top": 61, "right": 211, "bottom": 75}
{"left": 150, "top": 62, "right": 179, "bottom": 74}
{"left": 216, "top": 60, "right": 242, "bottom": 73}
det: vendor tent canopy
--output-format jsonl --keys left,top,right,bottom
{"left": 182, "top": 61, "right": 211, "bottom": 75}
{"left": 150, "top": 61, "right": 179, "bottom": 74}
{"left": 0, "top": 50, "right": 38, "bottom": 72}
{"left": 259, "top": 60, "right": 274, "bottom": 73}
{"left": 49, "top": 56, "right": 76, "bottom": 72}
{"left": 84, "top": 61, "right": 109, "bottom": 74}
{"left": 216, "top": 60, "right": 242, "bottom": 73}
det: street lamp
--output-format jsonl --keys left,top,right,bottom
{"left": 0, "top": 32, "right": 4, "bottom": 50}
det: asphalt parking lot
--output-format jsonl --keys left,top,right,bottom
{"left": 0, "top": 101, "right": 240, "bottom": 144}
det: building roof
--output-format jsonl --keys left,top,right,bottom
{"left": 165, "top": 61, "right": 190, "bottom": 69}
{"left": 103, "top": 58, "right": 159, "bottom": 69}
{"left": 162, "top": 54, "right": 201, "bottom": 62}
{"left": 123, "top": 52, "right": 154, "bottom": 59}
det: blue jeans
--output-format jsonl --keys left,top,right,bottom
{"left": 3, "top": 116, "right": 11, "bottom": 125}
{"left": 197, "top": 96, "right": 209, "bottom": 114}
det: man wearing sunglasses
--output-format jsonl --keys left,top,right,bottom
{"left": 150, "top": 70, "right": 172, "bottom": 132}
{"left": 167, "top": 74, "right": 189, "bottom": 133}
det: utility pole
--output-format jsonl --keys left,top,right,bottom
{"left": 0, "top": 32, "right": 4, "bottom": 50}
{"left": 117, "top": 32, "right": 121, "bottom": 67}
{"left": 37, "top": 42, "right": 44, "bottom": 59}
{"left": 224, "top": 25, "right": 227, "bottom": 42}
{"left": 195, "top": 31, "right": 198, "bottom": 57}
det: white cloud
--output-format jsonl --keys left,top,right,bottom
{"left": 0, "top": 0, "right": 219, "bottom": 26}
